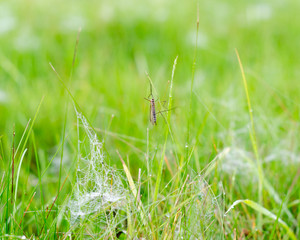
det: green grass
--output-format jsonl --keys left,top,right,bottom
{"left": 1, "top": 0, "right": 300, "bottom": 239}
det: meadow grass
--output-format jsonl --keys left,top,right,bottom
{"left": 0, "top": 0, "right": 300, "bottom": 239}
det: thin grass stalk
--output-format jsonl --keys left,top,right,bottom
{"left": 235, "top": 49, "right": 264, "bottom": 229}
{"left": 13, "top": 149, "right": 27, "bottom": 217}
{"left": 11, "top": 126, "right": 15, "bottom": 205}
{"left": 19, "top": 192, "right": 36, "bottom": 226}
{"left": 31, "top": 132, "right": 47, "bottom": 231}
{"left": 39, "top": 174, "right": 69, "bottom": 236}
{"left": 10, "top": 126, "right": 15, "bottom": 233}
{"left": 185, "top": 7, "right": 199, "bottom": 160}
{"left": 153, "top": 56, "right": 178, "bottom": 203}
{"left": 5, "top": 140, "right": 11, "bottom": 234}
{"left": 58, "top": 28, "right": 81, "bottom": 192}
{"left": 269, "top": 197, "right": 285, "bottom": 240}
{"left": 19, "top": 97, "right": 44, "bottom": 165}
{"left": 146, "top": 127, "right": 150, "bottom": 205}
{"left": 15, "top": 119, "right": 31, "bottom": 157}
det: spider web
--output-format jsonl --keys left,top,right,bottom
{"left": 67, "top": 108, "right": 128, "bottom": 225}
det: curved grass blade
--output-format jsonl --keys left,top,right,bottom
{"left": 225, "top": 199, "right": 297, "bottom": 240}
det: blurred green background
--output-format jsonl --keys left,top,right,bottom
{"left": 1, "top": 0, "right": 299, "bottom": 163}
{"left": 1, "top": 0, "right": 300, "bottom": 183}
{"left": 0, "top": 0, "right": 300, "bottom": 236}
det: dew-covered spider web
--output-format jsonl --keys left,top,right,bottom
{"left": 67, "top": 108, "right": 128, "bottom": 225}
{"left": 175, "top": 173, "right": 224, "bottom": 239}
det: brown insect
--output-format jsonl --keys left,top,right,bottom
{"left": 144, "top": 80, "right": 157, "bottom": 125}
{"left": 144, "top": 73, "right": 175, "bottom": 125}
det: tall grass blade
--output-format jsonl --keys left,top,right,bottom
{"left": 117, "top": 151, "right": 147, "bottom": 227}
{"left": 153, "top": 56, "right": 178, "bottom": 203}
{"left": 235, "top": 49, "right": 264, "bottom": 228}
{"left": 269, "top": 197, "right": 285, "bottom": 240}
{"left": 186, "top": 6, "right": 199, "bottom": 159}
{"left": 225, "top": 199, "right": 297, "bottom": 240}
{"left": 13, "top": 149, "right": 27, "bottom": 216}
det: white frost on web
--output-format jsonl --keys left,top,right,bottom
{"left": 174, "top": 174, "right": 224, "bottom": 239}
{"left": 220, "top": 147, "right": 255, "bottom": 174}
{"left": 67, "top": 108, "right": 127, "bottom": 224}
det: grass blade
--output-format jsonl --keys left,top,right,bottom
{"left": 117, "top": 150, "right": 148, "bottom": 228}
{"left": 225, "top": 199, "right": 297, "bottom": 240}
{"left": 153, "top": 56, "right": 178, "bottom": 203}
{"left": 235, "top": 49, "right": 264, "bottom": 228}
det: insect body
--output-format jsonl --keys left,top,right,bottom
{"left": 145, "top": 73, "right": 174, "bottom": 125}
{"left": 144, "top": 74, "right": 158, "bottom": 125}
{"left": 144, "top": 95, "right": 157, "bottom": 125}
{"left": 150, "top": 98, "right": 157, "bottom": 125}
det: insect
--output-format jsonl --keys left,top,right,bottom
{"left": 144, "top": 73, "right": 173, "bottom": 125}
{"left": 144, "top": 77, "right": 158, "bottom": 125}
{"left": 144, "top": 72, "right": 177, "bottom": 125}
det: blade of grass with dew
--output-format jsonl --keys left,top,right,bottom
{"left": 235, "top": 49, "right": 264, "bottom": 229}
{"left": 10, "top": 126, "right": 15, "bottom": 232}
{"left": 14, "top": 119, "right": 31, "bottom": 157}
{"left": 117, "top": 150, "right": 148, "bottom": 228}
{"left": 225, "top": 199, "right": 297, "bottom": 240}
{"left": 238, "top": 147, "right": 297, "bottom": 225}
{"left": 58, "top": 27, "right": 81, "bottom": 192}
{"left": 12, "top": 149, "right": 27, "bottom": 218}
{"left": 269, "top": 197, "right": 285, "bottom": 240}
{"left": 186, "top": 6, "right": 199, "bottom": 161}
{"left": 31, "top": 132, "right": 46, "bottom": 231}
{"left": 153, "top": 56, "right": 177, "bottom": 204}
